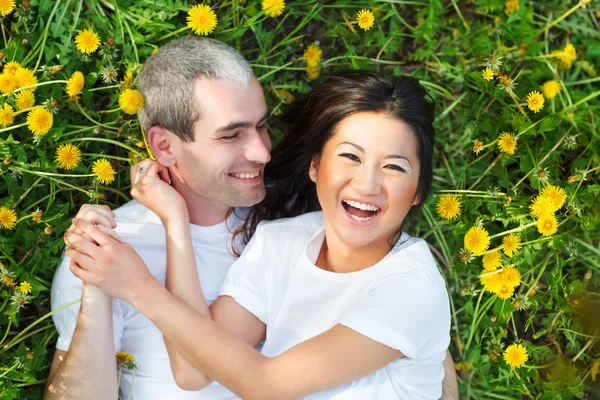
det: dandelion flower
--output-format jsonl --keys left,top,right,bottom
{"left": 66, "top": 71, "right": 85, "bottom": 98}
{"left": 356, "top": 9, "right": 375, "bottom": 31}
{"left": 3, "top": 275, "right": 15, "bottom": 287}
{"left": 504, "top": 0, "right": 519, "bottom": 15}
{"left": 501, "top": 234, "right": 522, "bottom": 257}
{"left": 500, "top": 265, "right": 521, "bottom": 288}
{"left": 559, "top": 44, "right": 577, "bottom": 69}
{"left": 55, "top": 143, "right": 82, "bottom": 170}
{"left": 13, "top": 67, "right": 38, "bottom": 91}
{"left": 3, "top": 61, "right": 21, "bottom": 75}
{"left": 480, "top": 267, "right": 503, "bottom": 294}
{"left": 503, "top": 343, "right": 528, "bottom": 368}
{"left": 75, "top": 28, "right": 101, "bottom": 55}
{"left": 186, "top": 4, "right": 218, "bottom": 36}
{"left": 304, "top": 43, "right": 322, "bottom": 68}
{"left": 542, "top": 80, "right": 560, "bottom": 100}
{"left": 122, "top": 70, "right": 134, "bottom": 89}
{"left": 118, "top": 89, "right": 144, "bottom": 115}
{"left": 262, "top": 0, "right": 285, "bottom": 18}
{"left": 482, "top": 251, "right": 502, "bottom": 270}
{"left": 540, "top": 185, "right": 567, "bottom": 212}
{"left": 92, "top": 158, "right": 116, "bottom": 185}
{"left": 482, "top": 68, "right": 495, "bottom": 81}
{"left": 19, "top": 281, "right": 32, "bottom": 295}
{"left": 537, "top": 214, "right": 558, "bottom": 237}
{"left": 15, "top": 90, "right": 34, "bottom": 110}
{"left": 473, "top": 140, "right": 484, "bottom": 155}
{"left": 0, "top": 72, "right": 17, "bottom": 95}
{"left": 526, "top": 91, "right": 544, "bottom": 113}
{"left": 436, "top": 194, "right": 462, "bottom": 220}
{"left": 0, "top": 103, "right": 15, "bottom": 127}
{"left": 116, "top": 351, "right": 135, "bottom": 364}
{"left": 31, "top": 208, "right": 42, "bottom": 222}
{"left": 0, "top": 206, "right": 18, "bottom": 229}
{"left": 496, "top": 283, "right": 515, "bottom": 300}
{"left": 464, "top": 226, "right": 490, "bottom": 256}
{"left": 306, "top": 67, "right": 320, "bottom": 81}
{"left": 26, "top": 107, "right": 53, "bottom": 136}
{"left": 0, "top": 0, "right": 15, "bottom": 16}
{"left": 529, "top": 195, "right": 554, "bottom": 219}
{"left": 497, "top": 132, "right": 517, "bottom": 155}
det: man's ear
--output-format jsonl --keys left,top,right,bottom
{"left": 147, "top": 126, "right": 177, "bottom": 167}
{"left": 308, "top": 156, "right": 319, "bottom": 183}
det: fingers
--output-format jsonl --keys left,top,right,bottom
{"left": 159, "top": 167, "right": 171, "bottom": 185}
{"left": 96, "top": 224, "right": 121, "bottom": 242}
{"left": 68, "top": 256, "right": 98, "bottom": 285}
{"left": 64, "top": 231, "right": 104, "bottom": 260}
{"left": 73, "top": 204, "right": 117, "bottom": 229}
{"left": 66, "top": 247, "right": 97, "bottom": 272}
{"left": 71, "top": 218, "right": 117, "bottom": 248}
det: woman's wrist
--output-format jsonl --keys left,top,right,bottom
{"left": 130, "top": 274, "right": 163, "bottom": 314}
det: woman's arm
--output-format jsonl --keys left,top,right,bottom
{"left": 65, "top": 219, "right": 406, "bottom": 400}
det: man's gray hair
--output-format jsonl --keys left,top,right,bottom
{"left": 137, "top": 36, "right": 254, "bottom": 142}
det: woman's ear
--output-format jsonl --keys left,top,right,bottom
{"left": 147, "top": 126, "right": 177, "bottom": 167}
{"left": 309, "top": 156, "right": 320, "bottom": 183}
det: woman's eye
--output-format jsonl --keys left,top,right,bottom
{"left": 385, "top": 164, "right": 407, "bottom": 172}
{"left": 340, "top": 153, "right": 360, "bottom": 162}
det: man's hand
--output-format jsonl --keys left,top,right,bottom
{"left": 64, "top": 218, "right": 156, "bottom": 304}
{"left": 130, "top": 159, "right": 187, "bottom": 223}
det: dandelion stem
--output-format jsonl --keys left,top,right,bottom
{"left": 489, "top": 222, "right": 536, "bottom": 239}
{"left": 525, "top": 253, "right": 553, "bottom": 298}
{"left": 0, "top": 362, "right": 18, "bottom": 379}
{"left": 13, "top": 80, "right": 68, "bottom": 94}
{"left": 66, "top": 137, "right": 146, "bottom": 158}
{"left": 88, "top": 84, "right": 121, "bottom": 92}
{"left": 468, "top": 154, "right": 502, "bottom": 190}
{"left": 74, "top": 102, "right": 116, "bottom": 130}
{"left": 156, "top": 26, "right": 188, "bottom": 42}
{"left": 34, "top": 0, "right": 61, "bottom": 71}
{"left": 0, "top": 320, "right": 12, "bottom": 346}
{"left": 11, "top": 177, "right": 43, "bottom": 209}
{"left": 534, "top": 2, "right": 582, "bottom": 37}
{"left": 0, "top": 122, "right": 28, "bottom": 133}
{"left": 572, "top": 339, "right": 594, "bottom": 362}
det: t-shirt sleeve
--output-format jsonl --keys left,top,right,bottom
{"left": 339, "top": 274, "right": 450, "bottom": 361}
{"left": 218, "top": 223, "right": 269, "bottom": 324}
{"left": 51, "top": 251, "right": 124, "bottom": 352}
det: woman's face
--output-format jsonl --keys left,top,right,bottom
{"left": 309, "top": 112, "right": 421, "bottom": 252}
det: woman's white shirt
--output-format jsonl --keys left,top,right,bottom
{"left": 219, "top": 211, "right": 451, "bottom": 399}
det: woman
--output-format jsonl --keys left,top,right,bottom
{"left": 65, "top": 71, "right": 451, "bottom": 399}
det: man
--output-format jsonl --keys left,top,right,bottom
{"left": 45, "top": 36, "right": 458, "bottom": 399}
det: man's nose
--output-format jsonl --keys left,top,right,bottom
{"left": 351, "top": 165, "right": 382, "bottom": 196}
{"left": 245, "top": 130, "right": 271, "bottom": 164}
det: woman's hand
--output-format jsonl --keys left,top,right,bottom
{"left": 130, "top": 159, "right": 187, "bottom": 224}
{"left": 64, "top": 218, "right": 157, "bottom": 304}
{"left": 67, "top": 203, "right": 121, "bottom": 243}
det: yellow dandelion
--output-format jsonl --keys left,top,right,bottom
{"left": 526, "top": 90, "right": 544, "bottom": 113}
{"left": 500, "top": 265, "right": 521, "bottom": 288}
{"left": 0, "top": 72, "right": 17, "bottom": 95}
{"left": 356, "top": 9, "right": 375, "bottom": 31}
{"left": 436, "top": 194, "right": 462, "bottom": 220}
{"left": 591, "top": 360, "right": 599, "bottom": 382}
{"left": 540, "top": 185, "right": 567, "bottom": 212}
{"left": 561, "top": 44, "right": 577, "bottom": 68}
{"left": 19, "top": 281, "right": 32, "bottom": 295}
{"left": 496, "top": 283, "right": 515, "bottom": 300}
{"left": 0, "top": 0, "right": 15, "bottom": 16}
{"left": 529, "top": 195, "right": 554, "bottom": 219}
{"left": 274, "top": 89, "right": 294, "bottom": 104}
{"left": 542, "top": 80, "right": 560, "bottom": 100}
{"left": 31, "top": 208, "right": 42, "bottom": 223}
{"left": 473, "top": 140, "right": 484, "bottom": 155}
{"left": 497, "top": 132, "right": 517, "bottom": 155}
{"left": 186, "top": 4, "right": 218, "bottom": 36}
{"left": 304, "top": 43, "right": 322, "bottom": 68}
{"left": 464, "top": 226, "right": 490, "bottom": 256}
{"left": 504, "top": 0, "right": 519, "bottom": 15}
{"left": 116, "top": 351, "right": 135, "bottom": 364}
{"left": 118, "top": 89, "right": 145, "bottom": 115}
{"left": 480, "top": 267, "right": 503, "bottom": 294}
{"left": 503, "top": 343, "right": 528, "bottom": 368}
{"left": 3, "top": 61, "right": 21, "bottom": 75}
{"left": 0, "top": 206, "right": 18, "bottom": 229}
{"left": 15, "top": 90, "right": 35, "bottom": 110}
{"left": 55, "top": 143, "right": 82, "bottom": 170}
{"left": 3, "top": 275, "right": 15, "bottom": 288}
{"left": 66, "top": 71, "right": 85, "bottom": 98}
{"left": 92, "top": 158, "right": 116, "bottom": 185}
{"left": 26, "top": 106, "right": 53, "bottom": 136}
{"left": 482, "top": 251, "right": 502, "bottom": 270}
{"left": 537, "top": 214, "right": 558, "bottom": 237}
{"left": 306, "top": 66, "right": 320, "bottom": 81}
{"left": 122, "top": 70, "right": 134, "bottom": 89}
{"left": 501, "top": 234, "right": 522, "bottom": 257}
{"left": 0, "top": 103, "right": 15, "bottom": 127}
{"left": 482, "top": 68, "right": 495, "bottom": 81}
{"left": 13, "top": 67, "right": 38, "bottom": 91}
{"left": 262, "top": 0, "right": 285, "bottom": 18}
{"left": 75, "top": 28, "right": 101, "bottom": 55}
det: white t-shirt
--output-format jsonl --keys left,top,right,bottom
{"left": 51, "top": 200, "right": 242, "bottom": 399}
{"left": 219, "top": 211, "right": 451, "bottom": 399}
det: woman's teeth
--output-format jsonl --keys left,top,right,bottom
{"left": 342, "top": 200, "right": 380, "bottom": 212}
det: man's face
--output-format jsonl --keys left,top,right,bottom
{"left": 177, "top": 76, "right": 271, "bottom": 208}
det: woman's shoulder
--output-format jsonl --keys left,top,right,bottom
{"left": 255, "top": 211, "right": 324, "bottom": 237}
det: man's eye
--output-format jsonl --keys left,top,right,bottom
{"left": 385, "top": 164, "right": 407, "bottom": 173}
{"left": 222, "top": 133, "right": 239, "bottom": 140}
{"left": 257, "top": 124, "right": 267, "bottom": 131}
{"left": 340, "top": 153, "right": 360, "bottom": 162}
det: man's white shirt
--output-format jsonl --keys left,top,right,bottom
{"left": 51, "top": 200, "right": 241, "bottom": 399}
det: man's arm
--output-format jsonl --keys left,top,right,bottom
{"left": 441, "top": 349, "right": 459, "bottom": 400}
{"left": 45, "top": 285, "right": 118, "bottom": 399}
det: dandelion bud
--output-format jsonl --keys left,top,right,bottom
{"left": 530, "top": 288, "right": 536, "bottom": 296}
{"left": 489, "top": 349, "right": 498, "bottom": 361}
{"left": 26, "top": 351, "right": 34, "bottom": 360}
{"left": 118, "top": 127, "right": 124, "bottom": 133}
{"left": 44, "top": 226, "right": 52, "bottom": 235}
{"left": 115, "top": 115, "right": 123, "bottom": 123}
{"left": 50, "top": 65, "right": 64, "bottom": 75}
{"left": 22, "top": 0, "right": 31, "bottom": 10}
{"left": 584, "top": 269, "right": 592, "bottom": 281}
{"left": 513, "top": 300, "right": 521, "bottom": 309}
{"left": 106, "top": 38, "right": 116, "bottom": 48}
{"left": 4, "top": 156, "right": 11, "bottom": 165}
{"left": 93, "top": 126, "right": 104, "bottom": 135}
{"left": 567, "top": 176, "right": 576, "bottom": 184}
{"left": 490, "top": 315, "right": 497, "bottom": 323}
{"left": 505, "top": 196, "right": 512, "bottom": 206}
{"left": 21, "top": 39, "right": 28, "bottom": 46}
{"left": 0, "top": 51, "right": 4, "bottom": 59}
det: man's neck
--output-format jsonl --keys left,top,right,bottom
{"left": 171, "top": 181, "right": 231, "bottom": 227}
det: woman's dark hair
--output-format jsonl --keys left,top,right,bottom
{"left": 233, "top": 70, "right": 435, "bottom": 252}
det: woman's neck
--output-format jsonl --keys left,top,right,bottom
{"left": 316, "top": 233, "right": 394, "bottom": 273}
